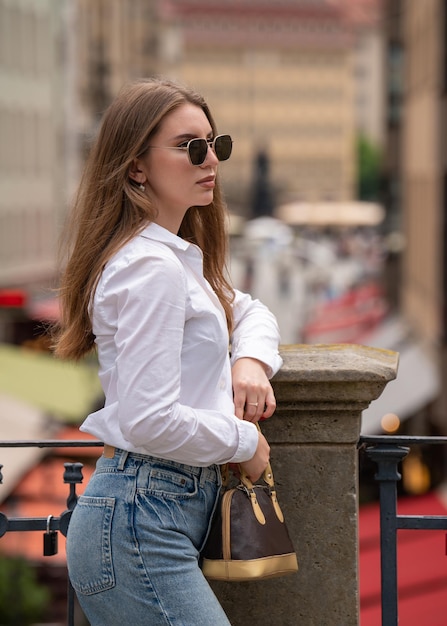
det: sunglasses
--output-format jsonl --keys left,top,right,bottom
{"left": 147, "top": 134, "right": 233, "bottom": 166}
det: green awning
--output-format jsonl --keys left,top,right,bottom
{"left": 0, "top": 344, "right": 103, "bottom": 422}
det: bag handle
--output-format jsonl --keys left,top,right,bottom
{"left": 239, "top": 423, "right": 285, "bottom": 523}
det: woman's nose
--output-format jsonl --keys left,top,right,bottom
{"left": 203, "top": 144, "right": 219, "bottom": 166}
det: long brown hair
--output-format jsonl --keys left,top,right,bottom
{"left": 54, "top": 78, "right": 234, "bottom": 361}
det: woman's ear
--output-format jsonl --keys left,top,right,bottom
{"left": 128, "top": 158, "right": 146, "bottom": 185}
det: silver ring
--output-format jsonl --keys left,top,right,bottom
{"left": 247, "top": 402, "right": 259, "bottom": 407}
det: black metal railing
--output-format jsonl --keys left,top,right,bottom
{"left": 2, "top": 436, "right": 447, "bottom": 625}
{"left": 0, "top": 439, "right": 103, "bottom": 626}
{"left": 360, "top": 435, "right": 447, "bottom": 626}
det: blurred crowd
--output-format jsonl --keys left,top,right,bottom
{"left": 229, "top": 216, "right": 387, "bottom": 345}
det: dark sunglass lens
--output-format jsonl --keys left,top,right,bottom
{"left": 188, "top": 138, "right": 208, "bottom": 165}
{"left": 215, "top": 135, "right": 232, "bottom": 161}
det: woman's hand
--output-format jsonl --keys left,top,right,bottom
{"left": 231, "top": 357, "right": 276, "bottom": 422}
{"left": 239, "top": 431, "right": 270, "bottom": 482}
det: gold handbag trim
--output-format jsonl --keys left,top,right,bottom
{"left": 221, "top": 490, "right": 233, "bottom": 560}
{"left": 201, "top": 553, "right": 298, "bottom": 581}
{"left": 270, "top": 489, "right": 284, "bottom": 523}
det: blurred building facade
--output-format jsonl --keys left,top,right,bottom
{"left": 0, "top": 0, "right": 384, "bottom": 340}
{"left": 382, "top": 0, "right": 447, "bottom": 433}
{"left": 334, "top": 0, "right": 385, "bottom": 148}
{"left": 0, "top": 0, "right": 159, "bottom": 340}
{"left": 0, "top": 0, "right": 62, "bottom": 302}
{"left": 69, "top": 0, "right": 385, "bottom": 212}
{"left": 156, "top": 0, "right": 384, "bottom": 212}
{"left": 75, "top": 0, "right": 159, "bottom": 146}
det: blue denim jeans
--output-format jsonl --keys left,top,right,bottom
{"left": 66, "top": 448, "right": 230, "bottom": 625}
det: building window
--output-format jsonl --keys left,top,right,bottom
{"left": 387, "top": 41, "right": 404, "bottom": 126}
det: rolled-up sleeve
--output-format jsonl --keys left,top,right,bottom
{"left": 230, "top": 289, "right": 283, "bottom": 378}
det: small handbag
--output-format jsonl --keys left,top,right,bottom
{"left": 201, "top": 429, "right": 298, "bottom": 582}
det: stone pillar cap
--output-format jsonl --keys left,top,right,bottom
{"left": 275, "top": 344, "right": 399, "bottom": 383}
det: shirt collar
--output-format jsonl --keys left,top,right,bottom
{"left": 139, "top": 222, "right": 191, "bottom": 252}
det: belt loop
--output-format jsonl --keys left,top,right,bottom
{"left": 117, "top": 449, "right": 129, "bottom": 471}
{"left": 199, "top": 466, "right": 218, "bottom": 487}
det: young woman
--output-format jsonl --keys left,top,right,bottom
{"left": 54, "top": 78, "right": 282, "bottom": 625}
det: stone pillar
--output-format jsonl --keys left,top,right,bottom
{"left": 211, "top": 344, "right": 399, "bottom": 626}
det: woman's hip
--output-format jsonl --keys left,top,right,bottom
{"left": 67, "top": 450, "right": 222, "bottom": 561}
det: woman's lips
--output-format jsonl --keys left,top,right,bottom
{"left": 197, "top": 175, "right": 215, "bottom": 188}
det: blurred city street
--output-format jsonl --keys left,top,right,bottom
{"left": 229, "top": 214, "right": 387, "bottom": 346}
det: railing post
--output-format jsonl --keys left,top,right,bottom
{"left": 62, "top": 462, "right": 84, "bottom": 626}
{"left": 365, "top": 444, "right": 409, "bottom": 626}
{"left": 210, "top": 344, "right": 399, "bottom": 625}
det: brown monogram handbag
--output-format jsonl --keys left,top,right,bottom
{"left": 201, "top": 430, "right": 298, "bottom": 582}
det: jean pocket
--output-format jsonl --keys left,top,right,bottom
{"left": 145, "top": 467, "right": 198, "bottom": 499}
{"left": 67, "top": 495, "right": 116, "bottom": 596}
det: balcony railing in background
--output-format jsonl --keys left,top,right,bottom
{"left": 1, "top": 436, "right": 447, "bottom": 625}
{"left": 0, "top": 345, "right": 403, "bottom": 625}
{"left": 360, "top": 435, "right": 447, "bottom": 626}
{"left": 0, "top": 439, "right": 103, "bottom": 626}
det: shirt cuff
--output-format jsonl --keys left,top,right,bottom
{"left": 227, "top": 419, "right": 259, "bottom": 463}
{"left": 230, "top": 344, "right": 283, "bottom": 379}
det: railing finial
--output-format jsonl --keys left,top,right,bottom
{"left": 63, "top": 462, "right": 84, "bottom": 511}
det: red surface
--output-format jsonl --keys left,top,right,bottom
{"left": 360, "top": 492, "right": 447, "bottom": 625}
{"left": 302, "top": 282, "right": 388, "bottom": 344}
{"left": 0, "top": 288, "right": 27, "bottom": 308}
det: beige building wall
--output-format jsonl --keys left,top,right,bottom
{"left": 75, "top": 0, "right": 159, "bottom": 143}
{"left": 157, "top": 1, "right": 358, "bottom": 212}
{"left": 67, "top": 0, "right": 384, "bottom": 216}
{"left": 0, "top": 0, "right": 384, "bottom": 295}
{"left": 400, "top": 0, "right": 444, "bottom": 350}
{"left": 353, "top": 28, "right": 385, "bottom": 147}
{"left": 0, "top": 0, "right": 62, "bottom": 288}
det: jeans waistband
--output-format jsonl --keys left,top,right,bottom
{"left": 102, "top": 445, "right": 220, "bottom": 486}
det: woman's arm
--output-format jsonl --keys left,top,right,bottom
{"left": 230, "top": 289, "right": 283, "bottom": 378}
{"left": 229, "top": 290, "right": 283, "bottom": 480}
{"left": 230, "top": 288, "right": 282, "bottom": 420}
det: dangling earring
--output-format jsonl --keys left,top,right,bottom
{"left": 139, "top": 183, "right": 145, "bottom": 192}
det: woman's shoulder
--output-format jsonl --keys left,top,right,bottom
{"left": 99, "top": 233, "right": 186, "bottom": 292}
{"left": 112, "top": 232, "right": 183, "bottom": 269}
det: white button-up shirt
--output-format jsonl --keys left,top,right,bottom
{"left": 81, "top": 222, "right": 283, "bottom": 466}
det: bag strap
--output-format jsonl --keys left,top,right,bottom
{"left": 221, "top": 422, "right": 277, "bottom": 489}
{"left": 239, "top": 423, "right": 285, "bottom": 523}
